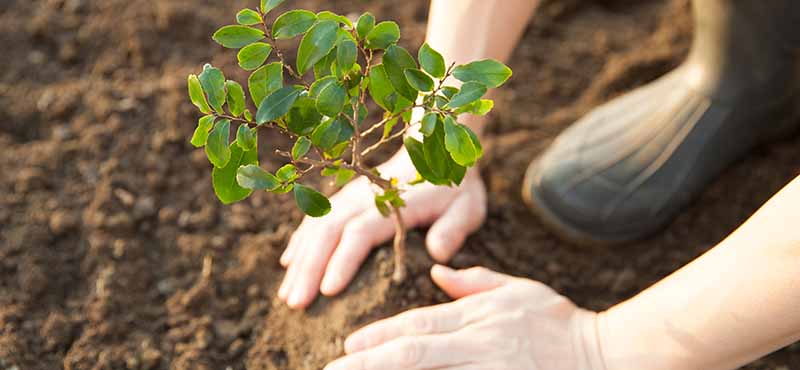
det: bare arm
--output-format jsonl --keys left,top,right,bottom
{"left": 601, "top": 176, "right": 800, "bottom": 370}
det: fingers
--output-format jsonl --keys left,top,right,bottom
{"left": 425, "top": 186, "right": 486, "bottom": 262}
{"left": 320, "top": 208, "right": 397, "bottom": 296}
{"left": 431, "top": 265, "right": 513, "bottom": 299}
{"left": 326, "top": 333, "right": 475, "bottom": 370}
{"left": 344, "top": 299, "right": 468, "bottom": 353}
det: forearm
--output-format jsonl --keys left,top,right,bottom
{"left": 599, "top": 176, "right": 800, "bottom": 370}
{"left": 426, "top": 0, "right": 538, "bottom": 135}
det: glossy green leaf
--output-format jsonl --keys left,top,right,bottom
{"left": 272, "top": 10, "right": 317, "bottom": 39}
{"left": 212, "top": 25, "right": 265, "bottom": 49}
{"left": 418, "top": 43, "right": 446, "bottom": 78}
{"left": 292, "top": 136, "right": 312, "bottom": 159}
{"left": 213, "top": 140, "right": 258, "bottom": 204}
{"left": 244, "top": 109, "right": 253, "bottom": 121}
{"left": 368, "top": 64, "right": 395, "bottom": 111}
{"left": 443, "top": 116, "right": 479, "bottom": 167}
{"left": 441, "top": 86, "right": 459, "bottom": 99}
{"left": 356, "top": 12, "right": 375, "bottom": 39}
{"left": 225, "top": 80, "right": 246, "bottom": 117}
{"left": 237, "top": 164, "right": 280, "bottom": 191}
{"left": 297, "top": 20, "right": 339, "bottom": 74}
{"left": 383, "top": 45, "right": 418, "bottom": 101}
{"left": 294, "top": 184, "right": 331, "bottom": 217}
{"left": 445, "top": 81, "right": 487, "bottom": 109}
{"left": 236, "top": 9, "right": 262, "bottom": 25}
{"left": 309, "top": 76, "right": 337, "bottom": 98}
{"left": 404, "top": 68, "right": 434, "bottom": 92}
{"left": 236, "top": 124, "right": 257, "bottom": 151}
{"left": 317, "top": 11, "right": 353, "bottom": 28}
{"left": 188, "top": 74, "right": 212, "bottom": 114}
{"left": 261, "top": 0, "right": 285, "bottom": 14}
{"left": 423, "top": 118, "right": 455, "bottom": 184}
{"left": 336, "top": 39, "right": 357, "bottom": 73}
{"left": 314, "top": 49, "right": 336, "bottom": 79}
{"left": 287, "top": 96, "right": 323, "bottom": 135}
{"left": 198, "top": 64, "right": 226, "bottom": 113}
{"left": 404, "top": 137, "right": 442, "bottom": 185}
{"left": 310, "top": 117, "right": 352, "bottom": 150}
{"left": 382, "top": 117, "right": 398, "bottom": 139}
{"left": 365, "top": 21, "right": 400, "bottom": 50}
{"left": 452, "top": 59, "right": 512, "bottom": 88}
{"left": 256, "top": 85, "right": 304, "bottom": 124}
{"left": 237, "top": 42, "right": 272, "bottom": 71}
{"left": 420, "top": 112, "right": 438, "bottom": 136}
{"left": 248, "top": 62, "right": 283, "bottom": 107}
{"left": 316, "top": 82, "right": 347, "bottom": 117}
{"left": 455, "top": 99, "right": 494, "bottom": 116}
{"left": 205, "top": 119, "right": 231, "bottom": 168}
{"left": 334, "top": 168, "right": 355, "bottom": 187}
{"left": 191, "top": 115, "right": 215, "bottom": 147}
{"left": 276, "top": 164, "right": 298, "bottom": 182}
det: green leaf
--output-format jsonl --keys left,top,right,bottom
{"left": 356, "top": 12, "right": 376, "bottom": 39}
{"left": 244, "top": 109, "right": 253, "bottom": 121}
{"left": 237, "top": 164, "right": 280, "bottom": 191}
{"left": 463, "top": 124, "right": 483, "bottom": 158}
{"left": 423, "top": 117, "right": 454, "bottom": 183}
{"left": 452, "top": 59, "right": 512, "bottom": 88}
{"left": 188, "top": 74, "right": 212, "bottom": 114}
{"left": 443, "top": 116, "right": 479, "bottom": 167}
{"left": 256, "top": 85, "right": 304, "bottom": 124}
{"left": 225, "top": 80, "right": 246, "bottom": 117}
{"left": 237, "top": 42, "right": 272, "bottom": 71}
{"left": 292, "top": 136, "right": 312, "bottom": 159}
{"left": 213, "top": 140, "right": 258, "bottom": 204}
{"left": 236, "top": 9, "right": 262, "bottom": 25}
{"left": 455, "top": 99, "right": 494, "bottom": 116}
{"left": 287, "top": 96, "right": 323, "bottom": 135}
{"left": 336, "top": 39, "right": 357, "bottom": 73}
{"left": 212, "top": 25, "right": 265, "bottom": 49}
{"left": 249, "top": 62, "right": 283, "bottom": 107}
{"left": 199, "top": 64, "right": 226, "bottom": 113}
{"left": 404, "top": 137, "right": 443, "bottom": 185}
{"left": 272, "top": 10, "right": 318, "bottom": 39}
{"left": 236, "top": 124, "right": 257, "bottom": 151}
{"left": 383, "top": 45, "right": 419, "bottom": 101}
{"left": 441, "top": 86, "right": 459, "bottom": 99}
{"left": 382, "top": 117, "right": 398, "bottom": 139}
{"left": 294, "top": 184, "right": 331, "bottom": 217}
{"left": 316, "top": 82, "right": 347, "bottom": 117}
{"left": 261, "top": 0, "right": 285, "bottom": 14}
{"left": 445, "top": 81, "right": 487, "bottom": 109}
{"left": 368, "top": 64, "right": 395, "bottom": 111}
{"left": 206, "top": 119, "right": 231, "bottom": 168}
{"left": 334, "top": 168, "right": 355, "bottom": 187}
{"left": 309, "top": 76, "right": 337, "bottom": 98}
{"left": 297, "top": 20, "right": 339, "bottom": 74}
{"left": 314, "top": 49, "right": 336, "bottom": 79}
{"left": 420, "top": 112, "right": 438, "bottom": 136}
{"left": 418, "top": 43, "right": 446, "bottom": 79}
{"left": 276, "top": 164, "right": 298, "bottom": 182}
{"left": 404, "top": 68, "right": 434, "bottom": 92}
{"left": 311, "top": 117, "right": 352, "bottom": 150}
{"left": 365, "top": 21, "right": 400, "bottom": 50}
{"left": 317, "top": 11, "right": 353, "bottom": 28}
{"left": 191, "top": 115, "right": 216, "bottom": 147}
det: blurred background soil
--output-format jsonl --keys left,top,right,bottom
{"left": 1, "top": 0, "right": 798, "bottom": 369}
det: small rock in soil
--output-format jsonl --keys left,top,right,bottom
{"left": 50, "top": 210, "right": 80, "bottom": 235}
{"left": 133, "top": 196, "right": 157, "bottom": 220}
{"left": 158, "top": 206, "right": 178, "bottom": 224}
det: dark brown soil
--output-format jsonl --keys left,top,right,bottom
{"left": 1, "top": 0, "right": 798, "bottom": 369}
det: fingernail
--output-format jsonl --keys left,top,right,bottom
{"left": 287, "top": 290, "right": 303, "bottom": 308}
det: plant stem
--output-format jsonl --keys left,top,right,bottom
{"left": 390, "top": 204, "right": 407, "bottom": 283}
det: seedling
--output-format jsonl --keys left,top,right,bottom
{"left": 187, "top": 0, "right": 511, "bottom": 282}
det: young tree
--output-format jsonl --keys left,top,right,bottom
{"left": 187, "top": 0, "right": 512, "bottom": 282}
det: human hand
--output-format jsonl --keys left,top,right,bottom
{"left": 324, "top": 265, "right": 607, "bottom": 370}
{"left": 277, "top": 152, "right": 487, "bottom": 309}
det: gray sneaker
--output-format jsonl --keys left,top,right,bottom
{"left": 523, "top": 0, "right": 800, "bottom": 245}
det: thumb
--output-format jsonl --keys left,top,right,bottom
{"left": 430, "top": 265, "right": 514, "bottom": 299}
{"left": 425, "top": 191, "right": 485, "bottom": 262}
